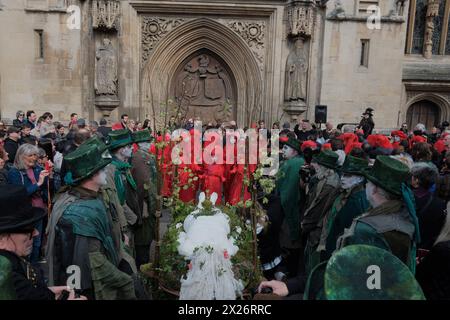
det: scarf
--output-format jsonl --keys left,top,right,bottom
{"left": 112, "top": 158, "right": 137, "bottom": 205}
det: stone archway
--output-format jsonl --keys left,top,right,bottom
{"left": 406, "top": 100, "right": 440, "bottom": 130}
{"left": 405, "top": 93, "right": 450, "bottom": 130}
{"left": 141, "top": 18, "right": 262, "bottom": 129}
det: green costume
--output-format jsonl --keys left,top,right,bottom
{"left": 319, "top": 156, "right": 370, "bottom": 260}
{"left": 324, "top": 245, "right": 425, "bottom": 300}
{"left": 106, "top": 130, "right": 141, "bottom": 258}
{"left": 302, "top": 150, "right": 340, "bottom": 276}
{"left": 276, "top": 155, "right": 305, "bottom": 242}
{"left": 131, "top": 131, "right": 158, "bottom": 267}
{"left": 337, "top": 156, "right": 420, "bottom": 273}
{"left": 47, "top": 140, "right": 136, "bottom": 299}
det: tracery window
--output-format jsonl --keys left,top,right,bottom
{"left": 406, "top": 0, "right": 450, "bottom": 56}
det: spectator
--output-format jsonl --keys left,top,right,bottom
{"left": 0, "top": 121, "right": 6, "bottom": 137}
{"left": 410, "top": 162, "right": 447, "bottom": 250}
{"left": 25, "top": 111, "right": 37, "bottom": 129}
{"left": 13, "top": 111, "right": 26, "bottom": 129}
{"left": 69, "top": 113, "right": 78, "bottom": 129}
{"left": 7, "top": 144, "right": 50, "bottom": 264}
{"left": 39, "top": 123, "right": 56, "bottom": 140}
{"left": 76, "top": 118, "right": 86, "bottom": 129}
{"left": 294, "top": 120, "right": 314, "bottom": 142}
{"left": 97, "top": 118, "right": 111, "bottom": 138}
{"left": 0, "top": 146, "right": 9, "bottom": 185}
{"left": 272, "top": 122, "right": 280, "bottom": 130}
{"left": 400, "top": 123, "right": 409, "bottom": 134}
{"left": 136, "top": 121, "right": 143, "bottom": 131}
{"left": 0, "top": 185, "right": 86, "bottom": 300}
{"left": 437, "top": 151, "right": 450, "bottom": 202}
{"left": 416, "top": 210, "right": 450, "bottom": 300}
{"left": 42, "top": 112, "right": 53, "bottom": 125}
{"left": 121, "top": 114, "right": 129, "bottom": 129}
{"left": 127, "top": 119, "right": 136, "bottom": 132}
{"left": 322, "top": 122, "right": 334, "bottom": 140}
{"left": 4, "top": 126, "right": 21, "bottom": 165}
{"left": 20, "top": 123, "right": 37, "bottom": 145}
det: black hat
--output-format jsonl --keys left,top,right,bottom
{"left": 0, "top": 185, "right": 46, "bottom": 234}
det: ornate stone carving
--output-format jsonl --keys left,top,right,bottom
{"left": 173, "top": 53, "right": 234, "bottom": 124}
{"left": 287, "top": 1, "right": 316, "bottom": 38}
{"left": 227, "top": 21, "right": 265, "bottom": 68}
{"left": 285, "top": 38, "right": 308, "bottom": 103}
{"left": 92, "top": 0, "right": 120, "bottom": 31}
{"left": 95, "top": 38, "right": 118, "bottom": 96}
{"left": 142, "top": 17, "right": 186, "bottom": 65}
{"left": 424, "top": 0, "right": 441, "bottom": 59}
{"left": 327, "top": 0, "right": 345, "bottom": 19}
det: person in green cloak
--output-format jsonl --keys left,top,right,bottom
{"left": 276, "top": 137, "right": 304, "bottom": 278}
{"left": 301, "top": 150, "right": 341, "bottom": 277}
{"left": 336, "top": 155, "right": 421, "bottom": 273}
{"left": 130, "top": 130, "right": 157, "bottom": 269}
{"left": 46, "top": 138, "right": 136, "bottom": 299}
{"left": 318, "top": 154, "right": 370, "bottom": 261}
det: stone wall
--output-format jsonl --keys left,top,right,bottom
{"left": 317, "top": 0, "right": 408, "bottom": 130}
{"left": 0, "top": 0, "right": 83, "bottom": 124}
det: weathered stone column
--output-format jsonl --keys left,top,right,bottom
{"left": 92, "top": 0, "right": 121, "bottom": 119}
{"left": 284, "top": 0, "right": 316, "bottom": 120}
{"left": 423, "top": 0, "right": 441, "bottom": 59}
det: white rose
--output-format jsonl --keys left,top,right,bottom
{"left": 176, "top": 223, "right": 182, "bottom": 229}
{"left": 235, "top": 226, "right": 242, "bottom": 234}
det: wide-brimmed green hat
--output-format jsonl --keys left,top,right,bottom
{"left": 107, "top": 129, "right": 133, "bottom": 151}
{"left": 283, "top": 137, "right": 301, "bottom": 153}
{"left": 64, "top": 141, "right": 112, "bottom": 185}
{"left": 83, "top": 135, "right": 109, "bottom": 152}
{"left": 342, "top": 155, "right": 369, "bottom": 175}
{"left": 313, "top": 150, "right": 339, "bottom": 169}
{"left": 324, "top": 245, "right": 425, "bottom": 300}
{"left": 363, "top": 155, "right": 410, "bottom": 196}
{"left": 132, "top": 130, "right": 153, "bottom": 143}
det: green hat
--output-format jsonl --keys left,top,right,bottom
{"left": 82, "top": 135, "right": 109, "bottom": 152}
{"left": 324, "top": 245, "right": 425, "bottom": 300}
{"left": 313, "top": 150, "right": 339, "bottom": 169}
{"left": 107, "top": 129, "right": 133, "bottom": 151}
{"left": 64, "top": 141, "right": 112, "bottom": 186}
{"left": 342, "top": 155, "right": 369, "bottom": 175}
{"left": 132, "top": 130, "right": 152, "bottom": 144}
{"left": 284, "top": 137, "right": 302, "bottom": 153}
{"left": 363, "top": 155, "right": 409, "bottom": 196}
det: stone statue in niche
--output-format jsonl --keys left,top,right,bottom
{"left": 95, "top": 38, "right": 118, "bottom": 95}
{"left": 285, "top": 37, "right": 308, "bottom": 103}
{"left": 174, "top": 54, "right": 234, "bottom": 123}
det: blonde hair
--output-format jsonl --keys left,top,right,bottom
{"left": 13, "top": 144, "right": 39, "bottom": 170}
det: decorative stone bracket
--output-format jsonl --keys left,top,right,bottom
{"left": 92, "top": 0, "right": 120, "bottom": 31}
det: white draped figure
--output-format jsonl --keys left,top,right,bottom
{"left": 177, "top": 192, "right": 244, "bottom": 300}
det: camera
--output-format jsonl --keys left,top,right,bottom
{"left": 299, "top": 164, "right": 316, "bottom": 184}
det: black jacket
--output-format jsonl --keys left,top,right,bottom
{"left": 0, "top": 250, "right": 55, "bottom": 300}
{"left": 3, "top": 138, "right": 20, "bottom": 164}
{"left": 414, "top": 189, "right": 447, "bottom": 250}
{"left": 97, "top": 126, "right": 112, "bottom": 140}
{"left": 416, "top": 241, "right": 450, "bottom": 300}
{"left": 12, "top": 119, "right": 25, "bottom": 129}
{"left": 294, "top": 125, "right": 315, "bottom": 142}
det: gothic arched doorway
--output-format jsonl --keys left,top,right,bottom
{"left": 406, "top": 100, "right": 440, "bottom": 131}
{"left": 171, "top": 50, "right": 237, "bottom": 124}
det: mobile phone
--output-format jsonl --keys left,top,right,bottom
{"left": 45, "top": 161, "right": 51, "bottom": 171}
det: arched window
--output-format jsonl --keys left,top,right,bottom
{"left": 406, "top": 0, "right": 450, "bottom": 56}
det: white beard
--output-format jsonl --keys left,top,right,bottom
{"left": 341, "top": 175, "right": 364, "bottom": 190}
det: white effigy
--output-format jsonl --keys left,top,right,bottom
{"left": 177, "top": 192, "right": 244, "bottom": 300}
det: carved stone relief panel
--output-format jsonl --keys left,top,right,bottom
{"left": 173, "top": 52, "right": 236, "bottom": 124}
{"left": 227, "top": 21, "right": 266, "bottom": 68}
{"left": 92, "top": 0, "right": 120, "bottom": 31}
{"left": 141, "top": 17, "right": 187, "bottom": 65}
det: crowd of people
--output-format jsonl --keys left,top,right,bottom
{"left": 0, "top": 106, "right": 450, "bottom": 300}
